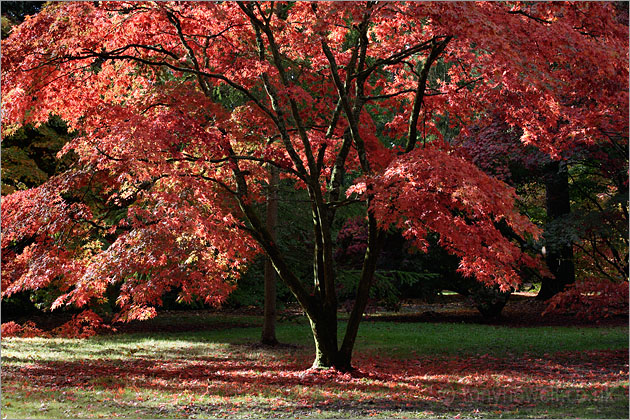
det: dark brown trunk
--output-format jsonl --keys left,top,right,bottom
{"left": 305, "top": 296, "right": 355, "bottom": 372}
{"left": 308, "top": 312, "right": 347, "bottom": 371}
{"left": 537, "top": 160, "right": 575, "bottom": 300}
{"left": 338, "top": 213, "right": 385, "bottom": 367}
{"left": 305, "top": 212, "right": 356, "bottom": 372}
{"left": 261, "top": 167, "right": 279, "bottom": 345}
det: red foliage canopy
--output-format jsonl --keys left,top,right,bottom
{"left": 1, "top": 2, "right": 627, "bottom": 324}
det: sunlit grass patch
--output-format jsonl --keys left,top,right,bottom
{"left": 2, "top": 314, "right": 628, "bottom": 418}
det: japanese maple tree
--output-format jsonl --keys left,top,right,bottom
{"left": 2, "top": 1, "right": 627, "bottom": 370}
{"left": 458, "top": 108, "right": 628, "bottom": 300}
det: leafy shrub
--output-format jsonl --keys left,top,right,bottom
{"left": 1, "top": 320, "right": 47, "bottom": 338}
{"left": 1, "top": 310, "right": 106, "bottom": 339}
{"left": 543, "top": 278, "right": 629, "bottom": 319}
{"left": 52, "top": 310, "right": 105, "bottom": 338}
{"left": 337, "top": 269, "right": 438, "bottom": 311}
{"left": 335, "top": 217, "right": 518, "bottom": 316}
{"left": 1, "top": 321, "right": 24, "bottom": 337}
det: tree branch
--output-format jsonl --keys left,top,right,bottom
{"left": 404, "top": 36, "right": 452, "bottom": 154}
{"left": 507, "top": 10, "right": 552, "bottom": 25}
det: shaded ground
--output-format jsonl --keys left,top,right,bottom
{"left": 5, "top": 293, "right": 626, "bottom": 336}
{"left": 2, "top": 326, "right": 628, "bottom": 418}
{"left": 365, "top": 294, "right": 629, "bottom": 327}
{"left": 3, "top": 349, "right": 627, "bottom": 415}
{"left": 2, "top": 303, "right": 628, "bottom": 418}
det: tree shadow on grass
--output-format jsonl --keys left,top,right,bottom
{"left": 2, "top": 346, "right": 627, "bottom": 417}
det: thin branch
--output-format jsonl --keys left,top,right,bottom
{"left": 507, "top": 10, "right": 552, "bottom": 25}
{"left": 194, "top": 173, "right": 237, "bottom": 196}
{"left": 328, "top": 198, "right": 362, "bottom": 208}
{"left": 351, "top": 37, "right": 448, "bottom": 81}
{"left": 365, "top": 88, "right": 416, "bottom": 101}
{"left": 52, "top": 48, "right": 279, "bottom": 124}
{"left": 404, "top": 36, "right": 452, "bottom": 154}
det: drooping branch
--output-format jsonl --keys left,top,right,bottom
{"left": 507, "top": 9, "right": 553, "bottom": 25}
{"left": 223, "top": 142, "right": 317, "bottom": 318}
{"left": 236, "top": 190, "right": 318, "bottom": 318}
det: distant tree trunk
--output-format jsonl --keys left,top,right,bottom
{"left": 261, "top": 167, "right": 279, "bottom": 345}
{"left": 538, "top": 160, "right": 576, "bottom": 300}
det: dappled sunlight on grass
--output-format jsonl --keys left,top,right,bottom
{"left": 1, "top": 336, "right": 233, "bottom": 363}
{"left": 2, "top": 319, "right": 628, "bottom": 418}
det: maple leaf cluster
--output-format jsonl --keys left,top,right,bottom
{"left": 0, "top": 309, "right": 106, "bottom": 338}
{"left": 543, "top": 278, "right": 629, "bottom": 320}
{"left": 370, "top": 146, "right": 542, "bottom": 291}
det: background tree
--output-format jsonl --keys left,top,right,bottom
{"left": 459, "top": 109, "right": 628, "bottom": 301}
{"left": 2, "top": 2, "right": 627, "bottom": 371}
{"left": 261, "top": 166, "right": 279, "bottom": 345}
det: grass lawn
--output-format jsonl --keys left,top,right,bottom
{"left": 1, "top": 312, "right": 628, "bottom": 418}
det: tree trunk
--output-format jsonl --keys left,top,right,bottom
{"left": 537, "top": 160, "right": 576, "bottom": 300}
{"left": 308, "top": 311, "right": 349, "bottom": 371}
{"left": 338, "top": 214, "right": 385, "bottom": 370}
{"left": 261, "top": 167, "right": 279, "bottom": 345}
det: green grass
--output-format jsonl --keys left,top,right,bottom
{"left": 351, "top": 321, "right": 629, "bottom": 357}
{"left": 5, "top": 317, "right": 624, "bottom": 362}
{"left": 2, "top": 313, "right": 628, "bottom": 418}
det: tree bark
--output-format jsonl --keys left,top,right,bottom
{"left": 338, "top": 213, "right": 385, "bottom": 367}
{"left": 261, "top": 166, "right": 279, "bottom": 345}
{"left": 308, "top": 308, "right": 348, "bottom": 370}
{"left": 537, "top": 160, "right": 576, "bottom": 300}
